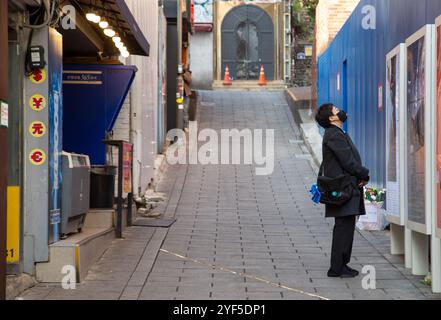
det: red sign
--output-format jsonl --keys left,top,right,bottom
{"left": 29, "top": 94, "right": 47, "bottom": 111}
{"left": 29, "top": 121, "right": 46, "bottom": 138}
{"left": 29, "top": 69, "right": 46, "bottom": 84}
{"left": 32, "top": 123, "right": 44, "bottom": 135}
{"left": 122, "top": 143, "right": 133, "bottom": 194}
{"left": 378, "top": 83, "right": 383, "bottom": 112}
{"left": 29, "top": 149, "right": 46, "bottom": 166}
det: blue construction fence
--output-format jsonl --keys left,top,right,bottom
{"left": 317, "top": 0, "right": 441, "bottom": 187}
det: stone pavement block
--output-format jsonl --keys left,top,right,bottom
{"left": 272, "top": 260, "right": 304, "bottom": 268}
{"left": 247, "top": 292, "right": 283, "bottom": 300}
{"left": 45, "top": 285, "right": 124, "bottom": 300}
{"left": 314, "top": 288, "right": 353, "bottom": 300}
{"left": 352, "top": 256, "right": 391, "bottom": 264}
{"left": 212, "top": 273, "right": 246, "bottom": 281}
{"left": 126, "top": 271, "right": 150, "bottom": 287}
{"left": 373, "top": 279, "right": 421, "bottom": 290}
{"left": 120, "top": 286, "right": 143, "bottom": 300}
{"left": 350, "top": 289, "right": 390, "bottom": 300}
{"left": 209, "top": 293, "right": 248, "bottom": 300}
{"left": 210, "top": 287, "right": 247, "bottom": 297}
{"left": 174, "top": 292, "right": 212, "bottom": 300}
{"left": 177, "top": 278, "right": 213, "bottom": 286}
{"left": 84, "top": 271, "right": 133, "bottom": 282}
{"left": 17, "top": 285, "right": 55, "bottom": 300}
{"left": 373, "top": 270, "right": 409, "bottom": 280}
{"left": 275, "top": 268, "right": 308, "bottom": 276}
{"left": 176, "top": 288, "right": 212, "bottom": 296}
{"left": 309, "top": 278, "right": 354, "bottom": 289}
{"left": 383, "top": 288, "right": 426, "bottom": 300}
{"left": 138, "top": 292, "right": 176, "bottom": 300}
{"left": 245, "top": 282, "right": 292, "bottom": 293}
{"left": 149, "top": 268, "right": 184, "bottom": 277}
{"left": 140, "top": 285, "right": 179, "bottom": 294}
{"left": 280, "top": 291, "right": 321, "bottom": 300}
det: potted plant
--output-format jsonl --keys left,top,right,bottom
{"left": 357, "top": 187, "right": 388, "bottom": 231}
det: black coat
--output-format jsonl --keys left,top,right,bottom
{"left": 322, "top": 125, "right": 370, "bottom": 218}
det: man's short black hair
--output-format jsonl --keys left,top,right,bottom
{"left": 315, "top": 103, "right": 334, "bottom": 128}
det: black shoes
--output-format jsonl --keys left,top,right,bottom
{"left": 327, "top": 265, "right": 359, "bottom": 278}
{"left": 344, "top": 265, "right": 359, "bottom": 277}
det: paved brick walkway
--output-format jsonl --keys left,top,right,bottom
{"left": 20, "top": 91, "right": 441, "bottom": 300}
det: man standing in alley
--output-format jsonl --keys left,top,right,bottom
{"left": 315, "top": 103, "right": 370, "bottom": 278}
{"left": 182, "top": 64, "right": 192, "bottom": 132}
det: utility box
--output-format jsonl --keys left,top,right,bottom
{"left": 90, "top": 165, "right": 116, "bottom": 209}
{"left": 61, "top": 152, "right": 91, "bottom": 237}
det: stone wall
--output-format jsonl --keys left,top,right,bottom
{"left": 293, "top": 42, "right": 312, "bottom": 87}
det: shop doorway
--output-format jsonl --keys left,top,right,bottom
{"left": 221, "top": 5, "right": 274, "bottom": 80}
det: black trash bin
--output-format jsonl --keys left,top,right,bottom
{"left": 90, "top": 165, "right": 117, "bottom": 209}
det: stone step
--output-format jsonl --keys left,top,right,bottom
{"left": 212, "top": 80, "right": 287, "bottom": 91}
{"left": 36, "top": 227, "right": 115, "bottom": 283}
{"left": 84, "top": 209, "right": 115, "bottom": 229}
{"left": 35, "top": 206, "right": 134, "bottom": 283}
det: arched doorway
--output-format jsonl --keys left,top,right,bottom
{"left": 221, "top": 5, "right": 274, "bottom": 80}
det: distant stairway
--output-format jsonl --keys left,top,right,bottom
{"left": 212, "top": 80, "right": 287, "bottom": 91}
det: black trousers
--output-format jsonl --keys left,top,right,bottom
{"left": 330, "top": 215, "right": 356, "bottom": 273}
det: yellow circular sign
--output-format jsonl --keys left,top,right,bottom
{"left": 176, "top": 98, "right": 184, "bottom": 104}
{"left": 29, "top": 121, "right": 46, "bottom": 138}
{"left": 29, "top": 149, "right": 46, "bottom": 166}
{"left": 29, "top": 69, "right": 46, "bottom": 84}
{"left": 29, "top": 94, "right": 47, "bottom": 111}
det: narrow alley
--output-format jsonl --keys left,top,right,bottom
{"left": 18, "top": 91, "right": 441, "bottom": 301}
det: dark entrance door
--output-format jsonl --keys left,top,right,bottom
{"left": 221, "top": 5, "right": 274, "bottom": 81}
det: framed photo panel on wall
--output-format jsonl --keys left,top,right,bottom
{"left": 404, "top": 25, "right": 435, "bottom": 235}
{"left": 385, "top": 44, "right": 406, "bottom": 226}
{"left": 434, "top": 16, "right": 441, "bottom": 238}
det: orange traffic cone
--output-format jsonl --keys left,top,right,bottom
{"left": 223, "top": 65, "right": 232, "bottom": 86}
{"left": 258, "top": 65, "right": 267, "bottom": 86}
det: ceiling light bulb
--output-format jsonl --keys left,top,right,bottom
{"left": 115, "top": 42, "right": 124, "bottom": 49}
{"left": 86, "top": 13, "right": 96, "bottom": 22}
{"left": 121, "top": 51, "right": 130, "bottom": 58}
{"left": 92, "top": 14, "right": 101, "bottom": 23}
{"left": 104, "top": 28, "right": 116, "bottom": 37}
{"left": 112, "top": 36, "right": 121, "bottom": 44}
{"left": 99, "top": 19, "right": 109, "bottom": 29}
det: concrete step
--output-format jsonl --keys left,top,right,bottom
{"left": 212, "top": 80, "right": 287, "bottom": 91}
{"left": 84, "top": 209, "right": 115, "bottom": 229}
{"left": 35, "top": 227, "right": 115, "bottom": 283}
{"left": 85, "top": 207, "right": 131, "bottom": 230}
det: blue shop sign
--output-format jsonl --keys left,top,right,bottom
{"left": 63, "top": 71, "right": 103, "bottom": 85}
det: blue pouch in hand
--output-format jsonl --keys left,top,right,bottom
{"left": 310, "top": 184, "right": 321, "bottom": 204}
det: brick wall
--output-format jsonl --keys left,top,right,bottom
{"left": 112, "top": 93, "right": 131, "bottom": 143}
{"left": 312, "top": 0, "right": 360, "bottom": 108}
{"left": 315, "top": 0, "right": 360, "bottom": 57}
{"left": 108, "top": 93, "right": 131, "bottom": 195}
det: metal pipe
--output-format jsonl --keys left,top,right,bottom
{"left": 0, "top": 0, "right": 9, "bottom": 300}
{"left": 117, "top": 144, "right": 123, "bottom": 238}
{"left": 177, "top": 0, "right": 183, "bottom": 66}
